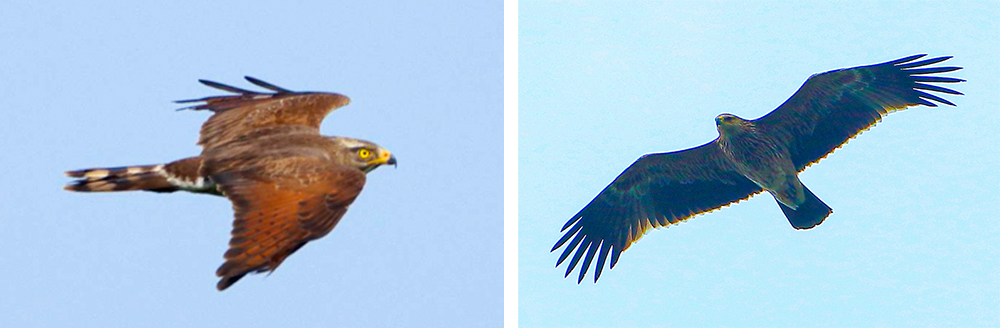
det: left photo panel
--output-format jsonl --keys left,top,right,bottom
{"left": 1, "top": 1, "right": 502, "bottom": 327}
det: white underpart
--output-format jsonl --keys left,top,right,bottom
{"left": 155, "top": 164, "right": 215, "bottom": 192}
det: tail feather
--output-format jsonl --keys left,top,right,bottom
{"left": 64, "top": 164, "right": 177, "bottom": 193}
{"left": 777, "top": 185, "right": 832, "bottom": 230}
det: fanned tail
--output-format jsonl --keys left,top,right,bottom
{"left": 778, "top": 185, "right": 832, "bottom": 230}
{"left": 64, "top": 164, "right": 177, "bottom": 193}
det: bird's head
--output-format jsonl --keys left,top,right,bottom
{"left": 330, "top": 137, "right": 397, "bottom": 173}
{"left": 715, "top": 113, "right": 751, "bottom": 134}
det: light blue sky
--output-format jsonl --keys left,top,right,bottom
{"left": 0, "top": 1, "right": 500, "bottom": 327}
{"left": 520, "top": 1, "right": 998, "bottom": 327}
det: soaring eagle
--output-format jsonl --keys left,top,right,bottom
{"left": 65, "top": 77, "right": 396, "bottom": 290}
{"left": 552, "top": 54, "right": 964, "bottom": 283}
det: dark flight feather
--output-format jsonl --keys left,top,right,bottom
{"left": 757, "top": 54, "right": 963, "bottom": 171}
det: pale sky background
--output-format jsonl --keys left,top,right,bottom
{"left": 520, "top": 1, "right": 998, "bottom": 327}
{"left": 0, "top": 1, "right": 501, "bottom": 327}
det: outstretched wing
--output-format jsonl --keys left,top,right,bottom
{"left": 553, "top": 141, "right": 762, "bottom": 283}
{"left": 212, "top": 156, "right": 366, "bottom": 291}
{"left": 176, "top": 76, "right": 351, "bottom": 151}
{"left": 756, "top": 54, "right": 964, "bottom": 171}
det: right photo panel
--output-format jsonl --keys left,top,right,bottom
{"left": 518, "top": 1, "right": 998, "bottom": 327}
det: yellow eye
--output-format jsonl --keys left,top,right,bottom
{"left": 357, "top": 149, "right": 372, "bottom": 159}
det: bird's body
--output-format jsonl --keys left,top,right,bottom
{"left": 716, "top": 114, "right": 831, "bottom": 228}
{"left": 65, "top": 77, "right": 396, "bottom": 290}
{"left": 716, "top": 115, "right": 802, "bottom": 208}
{"left": 553, "top": 54, "right": 964, "bottom": 283}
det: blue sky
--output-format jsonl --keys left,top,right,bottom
{"left": 0, "top": 1, "right": 501, "bottom": 327}
{"left": 520, "top": 1, "right": 998, "bottom": 327}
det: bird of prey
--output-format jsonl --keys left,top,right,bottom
{"left": 552, "top": 54, "right": 964, "bottom": 283}
{"left": 65, "top": 77, "right": 397, "bottom": 290}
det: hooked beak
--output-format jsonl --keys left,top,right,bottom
{"left": 373, "top": 148, "right": 397, "bottom": 168}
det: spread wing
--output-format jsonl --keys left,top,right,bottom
{"left": 211, "top": 156, "right": 366, "bottom": 290}
{"left": 176, "top": 76, "right": 351, "bottom": 151}
{"left": 552, "top": 141, "right": 762, "bottom": 283}
{"left": 756, "top": 54, "right": 964, "bottom": 171}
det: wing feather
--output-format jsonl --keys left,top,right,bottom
{"left": 911, "top": 76, "right": 964, "bottom": 83}
{"left": 175, "top": 78, "right": 351, "bottom": 151}
{"left": 212, "top": 157, "right": 365, "bottom": 290}
{"left": 913, "top": 82, "right": 962, "bottom": 95}
{"left": 906, "top": 67, "right": 961, "bottom": 75}
{"left": 756, "top": 54, "right": 964, "bottom": 171}
{"left": 553, "top": 140, "right": 762, "bottom": 282}
{"left": 245, "top": 76, "right": 294, "bottom": 93}
{"left": 197, "top": 79, "right": 265, "bottom": 95}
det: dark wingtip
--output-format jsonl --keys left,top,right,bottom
{"left": 216, "top": 274, "right": 244, "bottom": 291}
{"left": 914, "top": 90, "right": 957, "bottom": 106}
{"left": 198, "top": 79, "right": 261, "bottom": 94}
{"left": 197, "top": 79, "right": 219, "bottom": 88}
{"left": 593, "top": 244, "right": 610, "bottom": 282}
{"left": 244, "top": 76, "right": 293, "bottom": 93}
{"left": 889, "top": 54, "right": 926, "bottom": 65}
{"left": 173, "top": 101, "right": 202, "bottom": 111}
{"left": 551, "top": 223, "right": 582, "bottom": 253}
{"left": 896, "top": 55, "right": 954, "bottom": 69}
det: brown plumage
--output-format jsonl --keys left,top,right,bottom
{"left": 65, "top": 157, "right": 209, "bottom": 194}
{"left": 553, "top": 54, "right": 964, "bottom": 283}
{"left": 65, "top": 77, "right": 396, "bottom": 290}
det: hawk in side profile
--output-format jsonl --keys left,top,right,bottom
{"left": 65, "top": 77, "right": 396, "bottom": 290}
{"left": 553, "top": 54, "right": 964, "bottom": 283}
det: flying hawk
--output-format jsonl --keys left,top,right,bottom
{"left": 552, "top": 54, "right": 964, "bottom": 283}
{"left": 65, "top": 77, "right": 397, "bottom": 290}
